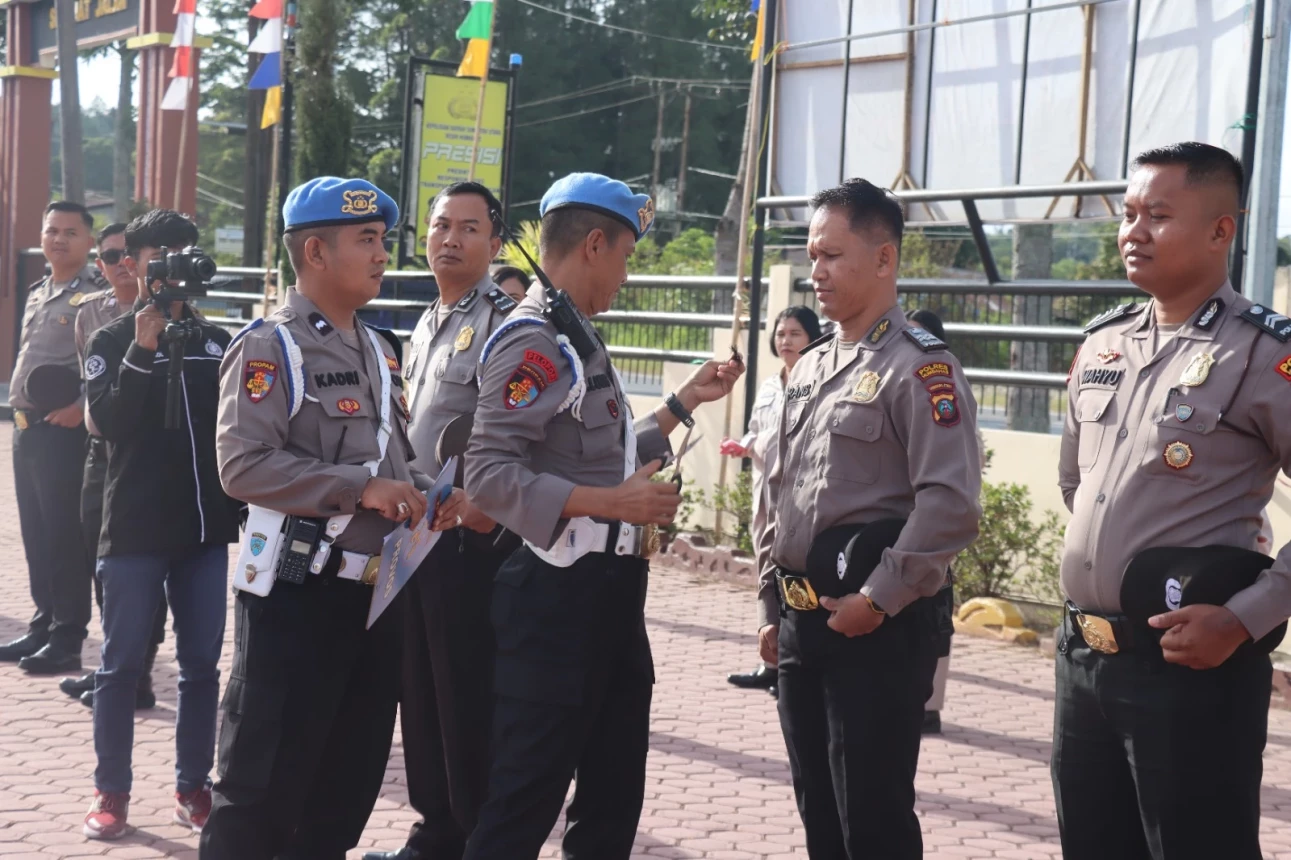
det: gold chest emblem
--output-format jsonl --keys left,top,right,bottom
{"left": 1179, "top": 352, "right": 1215, "bottom": 388}
{"left": 455, "top": 326, "right": 474, "bottom": 352}
{"left": 853, "top": 371, "right": 881, "bottom": 403}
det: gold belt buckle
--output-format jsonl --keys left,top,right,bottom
{"left": 640, "top": 523, "right": 660, "bottom": 559}
{"left": 779, "top": 574, "right": 820, "bottom": 611}
{"left": 1076, "top": 613, "right": 1120, "bottom": 654}
{"left": 360, "top": 555, "right": 381, "bottom": 586}
{"left": 13, "top": 411, "right": 28, "bottom": 430}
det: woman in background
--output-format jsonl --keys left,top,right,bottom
{"left": 723, "top": 306, "right": 822, "bottom": 698}
{"left": 492, "top": 265, "right": 532, "bottom": 303}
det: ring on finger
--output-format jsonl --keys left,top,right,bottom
{"left": 456, "top": 515, "right": 463, "bottom": 527}
{"left": 397, "top": 502, "right": 409, "bottom": 516}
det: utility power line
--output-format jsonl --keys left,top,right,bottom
{"left": 519, "top": 75, "right": 750, "bottom": 110}
{"left": 515, "top": 0, "right": 745, "bottom": 52}
{"left": 514, "top": 93, "right": 657, "bottom": 128}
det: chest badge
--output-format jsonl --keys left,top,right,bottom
{"left": 68, "top": 292, "right": 88, "bottom": 307}
{"left": 205, "top": 340, "right": 223, "bottom": 357}
{"left": 1096, "top": 350, "right": 1121, "bottom": 364}
{"left": 1179, "top": 352, "right": 1215, "bottom": 388}
{"left": 455, "top": 326, "right": 474, "bottom": 352}
{"left": 852, "top": 371, "right": 881, "bottom": 403}
{"left": 1163, "top": 440, "right": 1194, "bottom": 470}
{"left": 57, "top": 314, "right": 69, "bottom": 325}
{"left": 1174, "top": 404, "right": 1194, "bottom": 422}
{"left": 337, "top": 398, "right": 361, "bottom": 415}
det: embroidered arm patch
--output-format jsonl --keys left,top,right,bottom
{"left": 245, "top": 359, "right": 278, "bottom": 403}
{"left": 504, "top": 362, "right": 550, "bottom": 409}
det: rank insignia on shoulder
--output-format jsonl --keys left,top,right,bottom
{"left": 308, "top": 312, "right": 334, "bottom": 336}
{"left": 927, "top": 381, "right": 960, "bottom": 427}
{"left": 505, "top": 362, "right": 549, "bottom": 409}
{"left": 1083, "top": 302, "right": 1143, "bottom": 333}
{"left": 903, "top": 326, "right": 947, "bottom": 352}
{"left": 485, "top": 287, "right": 519, "bottom": 313}
{"left": 914, "top": 361, "right": 951, "bottom": 381}
{"left": 1194, "top": 298, "right": 1224, "bottom": 330}
{"left": 1240, "top": 305, "right": 1291, "bottom": 342}
{"left": 867, "top": 318, "right": 891, "bottom": 344}
{"left": 244, "top": 359, "right": 277, "bottom": 403}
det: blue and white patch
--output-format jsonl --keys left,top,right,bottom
{"left": 84, "top": 355, "right": 107, "bottom": 380}
{"left": 205, "top": 340, "right": 224, "bottom": 357}
{"left": 249, "top": 533, "right": 267, "bottom": 556}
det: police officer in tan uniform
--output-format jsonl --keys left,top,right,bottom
{"left": 461, "top": 173, "right": 743, "bottom": 860}
{"left": 757, "top": 179, "right": 982, "bottom": 859}
{"left": 365, "top": 182, "right": 518, "bottom": 860}
{"left": 0, "top": 201, "right": 100, "bottom": 673}
{"left": 1055, "top": 143, "right": 1291, "bottom": 860}
{"left": 202, "top": 177, "right": 429, "bottom": 860}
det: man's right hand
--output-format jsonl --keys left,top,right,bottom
{"left": 360, "top": 477, "right": 428, "bottom": 526}
{"left": 613, "top": 460, "right": 681, "bottom": 526}
{"left": 134, "top": 304, "right": 166, "bottom": 352}
{"left": 759, "top": 624, "right": 779, "bottom": 666}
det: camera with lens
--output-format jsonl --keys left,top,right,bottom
{"left": 145, "top": 246, "right": 217, "bottom": 301}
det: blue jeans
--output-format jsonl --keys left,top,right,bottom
{"left": 94, "top": 543, "right": 228, "bottom": 794}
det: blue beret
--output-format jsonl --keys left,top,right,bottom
{"left": 539, "top": 172, "right": 655, "bottom": 240}
{"left": 283, "top": 176, "right": 399, "bottom": 234}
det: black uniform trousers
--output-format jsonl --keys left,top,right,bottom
{"left": 81, "top": 437, "right": 167, "bottom": 645}
{"left": 200, "top": 559, "right": 401, "bottom": 860}
{"left": 401, "top": 529, "right": 506, "bottom": 857}
{"left": 14, "top": 421, "right": 93, "bottom": 649}
{"left": 1051, "top": 612, "right": 1271, "bottom": 860}
{"left": 462, "top": 547, "right": 653, "bottom": 860}
{"left": 776, "top": 595, "right": 941, "bottom": 859}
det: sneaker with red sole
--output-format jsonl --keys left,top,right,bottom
{"left": 174, "top": 785, "right": 212, "bottom": 833}
{"left": 83, "top": 790, "right": 130, "bottom": 840}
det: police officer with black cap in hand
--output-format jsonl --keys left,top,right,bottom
{"left": 757, "top": 179, "right": 981, "bottom": 859}
{"left": 1055, "top": 142, "right": 1291, "bottom": 860}
{"left": 462, "top": 172, "right": 743, "bottom": 859}
{"left": 202, "top": 177, "right": 429, "bottom": 859}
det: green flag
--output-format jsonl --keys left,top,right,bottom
{"left": 456, "top": 1, "right": 493, "bottom": 40}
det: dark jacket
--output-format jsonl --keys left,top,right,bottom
{"left": 85, "top": 303, "right": 240, "bottom": 557}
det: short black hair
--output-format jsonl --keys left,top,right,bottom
{"left": 540, "top": 207, "right": 632, "bottom": 260}
{"left": 431, "top": 182, "right": 503, "bottom": 237}
{"left": 96, "top": 222, "right": 127, "bottom": 245}
{"left": 906, "top": 308, "right": 946, "bottom": 341}
{"left": 1131, "top": 142, "right": 1244, "bottom": 200}
{"left": 124, "top": 208, "right": 199, "bottom": 258}
{"left": 770, "top": 305, "right": 822, "bottom": 357}
{"left": 45, "top": 200, "right": 94, "bottom": 230}
{"left": 810, "top": 178, "right": 905, "bottom": 253}
{"left": 493, "top": 265, "right": 531, "bottom": 288}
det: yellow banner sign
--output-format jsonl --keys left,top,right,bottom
{"left": 415, "top": 75, "right": 508, "bottom": 255}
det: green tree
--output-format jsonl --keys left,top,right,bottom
{"left": 295, "top": 0, "right": 354, "bottom": 182}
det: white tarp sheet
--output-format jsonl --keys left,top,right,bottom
{"left": 772, "top": 0, "right": 1254, "bottom": 221}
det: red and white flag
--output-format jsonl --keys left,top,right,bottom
{"left": 161, "top": 0, "right": 197, "bottom": 111}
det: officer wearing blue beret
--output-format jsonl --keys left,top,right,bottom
{"left": 458, "top": 173, "right": 744, "bottom": 859}
{"left": 202, "top": 177, "right": 431, "bottom": 859}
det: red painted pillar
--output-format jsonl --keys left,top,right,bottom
{"left": 131, "top": 0, "right": 200, "bottom": 217}
{"left": 0, "top": 1, "right": 56, "bottom": 381}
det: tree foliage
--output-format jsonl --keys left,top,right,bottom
{"left": 295, "top": 0, "right": 354, "bottom": 181}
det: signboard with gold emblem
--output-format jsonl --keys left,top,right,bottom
{"left": 29, "top": 0, "right": 138, "bottom": 60}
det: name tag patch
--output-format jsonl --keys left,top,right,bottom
{"left": 1080, "top": 368, "right": 1123, "bottom": 387}
{"left": 315, "top": 370, "right": 361, "bottom": 388}
{"left": 786, "top": 382, "right": 814, "bottom": 403}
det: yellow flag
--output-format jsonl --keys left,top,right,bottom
{"left": 261, "top": 85, "right": 282, "bottom": 128}
{"left": 750, "top": 1, "right": 766, "bottom": 61}
{"left": 457, "top": 38, "right": 489, "bottom": 78}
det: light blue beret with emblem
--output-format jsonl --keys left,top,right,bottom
{"left": 539, "top": 172, "right": 655, "bottom": 240}
{"left": 283, "top": 176, "right": 399, "bottom": 234}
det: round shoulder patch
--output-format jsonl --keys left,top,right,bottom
{"left": 85, "top": 355, "right": 107, "bottom": 380}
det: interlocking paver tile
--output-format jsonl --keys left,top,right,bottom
{"left": 3, "top": 424, "right": 1291, "bottom": 858}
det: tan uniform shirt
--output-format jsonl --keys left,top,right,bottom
{"left": 216, "top": 289, "right": 425, "bottom": 556}
{"left": 1059, "top": 280, "right": 1291, "bottom": 640}
{"left": 75, "top": 289, "right": 130, "bottom": 437}
{"left": 464, "top": 289, "right": 670, "bottom": 549}
{"left": 405, "top": 274, "right": 516, "bottom": 472}
{"left": 11, "top": 266, "right": 98, "bottom": 410}
{"left": 756, "top": 304, "right": 983, "bottom": 628}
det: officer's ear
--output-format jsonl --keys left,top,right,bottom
{"left": 875, "top": 240, "right": 898, "bottom": 279}
{"left": 583, "top": 227, "right": 608, "bottom": 262}
{"left": 489, "top": 231, "right": 503, "bottom": 259}
{"left": 1211, "top": 212, "right": 1236, "bottom": 250}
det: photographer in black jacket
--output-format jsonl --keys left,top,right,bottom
{"left": 79, "top": 209, "right": 239, "bottom": 841}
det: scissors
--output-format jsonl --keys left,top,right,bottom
{"left": 667, "top": 427, "right": 701, "bottom": 489}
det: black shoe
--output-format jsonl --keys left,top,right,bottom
{"left": 80, "top": 690, "right": 93, "bottom": 709}
{"left": 362, "top": 848, "right": 424, "bottom": 860}
{"left": 0, "top": 632, "right": 50, "bottom": 662}
{"left": 768, "top": 685, "right": 778, "bottom": 700}
{"left": 80, "top": 687, "right": 157, "bottom": 711}
{"left": 727, "top": 665, "right": 778, "bottom": 689}
{"left": 18, "top": 643, "right": 82, "bottom": 675}
{"left": 922, "top": 710, "right": 941, "bottom": 735}
{"left": 59, "top": 671, "right": 97, "bottom": 698}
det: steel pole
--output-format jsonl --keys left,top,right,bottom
{"left": 1245, "top": 0, "right": 1290, "bottom": 305}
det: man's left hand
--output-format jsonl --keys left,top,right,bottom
{"left": 431, "top": 487, "right": 496, "bottom": 534}
{"left": 678, "top": 355, "right": 745, "bottom": 407}
{"left": 819, "top": 593, "right": 885, "bottom": 638}
{"left": 45, "top": 402, "right": 84, "bottom": 429}
{"left": 1149, "top": 604, "right": 1251, "bottom": 669}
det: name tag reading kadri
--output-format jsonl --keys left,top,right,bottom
{"left": 366, "top": 457, "right": 457, "bottom": 629}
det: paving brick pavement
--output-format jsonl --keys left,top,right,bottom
{"left": 2, "top": 426, "right": 1291, "bottom": 857}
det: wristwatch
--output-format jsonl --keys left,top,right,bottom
{"left": 665, "top": 392, "right": 695, "bottom": 428}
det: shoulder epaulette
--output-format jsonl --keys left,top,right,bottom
{"left": 26, "top": 277, "right": 46, "bottom": 292}
{"left": 364, "top": 323, "right": 403, "bottom": 359}
{"left": 1239, "top": 304, "right": 1291, "bottom": 342}
{"left": 483, "top": 286, "right": 519, "bottom": 314}
{"left": 903, "top": 326, "right": 947, "bottom": 352}
{"left": 1083, "top": 302, "right": 1143, "bottom": 333}
{"left": 800, "top": 333, "right": 834, "bottom": 355}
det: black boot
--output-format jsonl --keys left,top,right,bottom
{"left": 922, "top": 710, "right": 942, "bottom": 735}
{"left": 727, "top": 665, "right": 778, "bottom": 689}
{"left": 60, "top": 671, "right": 97, "bottom": 698}
{"left": 362, "top": 848, "right": 424, "bottom": 860}
{"left": 18, "top": 642, "right": 82, "bottom": 675}
{"left": 136, "top": 644, "right": 158, "bottom": 710}
{"left": 0, "top": 631, "right": 49, "bottom": 662}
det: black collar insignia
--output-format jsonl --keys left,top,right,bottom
{"left": 308, "top": 312, "right": 334, "bottom": 336}
{"left": 1193, "top": 298, "right": 1224, "bottom": 331}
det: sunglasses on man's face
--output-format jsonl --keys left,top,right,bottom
{"left": 98, "top": 249, "right": 128, "bottom": 266}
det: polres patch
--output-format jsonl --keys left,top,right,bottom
{"left": 505, "top": 362, "right": 549, "bottom": 409}
{"left": 244, "top": 359, "right": 277, "bottom": 403}
{"left": 914, "top": 361, "right": 951, "bottom": 382}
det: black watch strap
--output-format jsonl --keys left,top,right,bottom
{"left": 666, "top": 393, "right": 695, "bottom": 428}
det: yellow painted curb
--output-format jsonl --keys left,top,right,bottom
{"left": 957, "top": 597, "right": 1025, "bottom": 629}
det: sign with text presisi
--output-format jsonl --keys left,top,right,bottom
{"left": 415, "top": 75, "right": 508, "bottom": 254}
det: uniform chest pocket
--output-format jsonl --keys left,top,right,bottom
{"left": 315, "top": 395, "right": 377, "bottom": 464}
{"left": 824, "top": 402, "right": 883, "bottom": 485}
{"left": 1140, "top": 400, "right": 1223, "bottom": 480}
{"left": 1075, "top": 389, "right": 1116, "bottom": 473}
